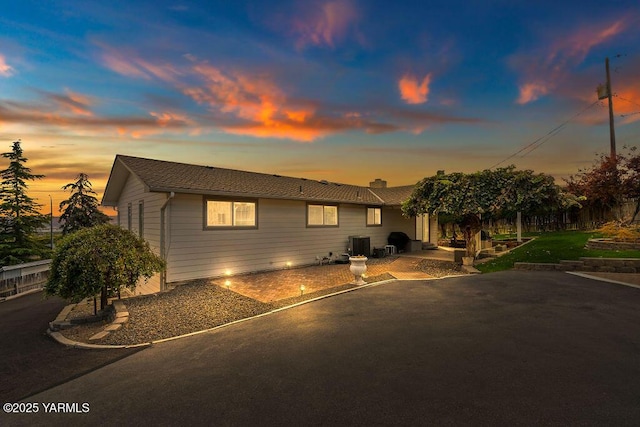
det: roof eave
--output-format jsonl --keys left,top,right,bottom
{"left": 101, "top": 155, "right": 138, "bottom": 206}
{"left": 147, "top": 186, "right": 383, "bottom": 205}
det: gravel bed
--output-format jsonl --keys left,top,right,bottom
{"left": 417, "top": 259, "right": 463, "bottom": 277}
{"left": 59, "top": 262, "right": 458, "bottom": 346}
{"left": 66, "top": 298, "right": 110, "bottom": 321}
{"left": 101, "top": 280, "right": 273, "bottom": 345}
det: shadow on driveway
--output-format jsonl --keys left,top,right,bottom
{"left": 0, "top": 292, "right": 144, "bottom": 403}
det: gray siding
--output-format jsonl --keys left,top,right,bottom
{"left": 165, "top": 195, "right": 415, "bottom": 284}
{"left": 116, "top": 173, "right": 165, "bottom": 295}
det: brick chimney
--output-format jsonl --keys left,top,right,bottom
{"left": 369, "top": 178, "right": 387, "bottom": 188}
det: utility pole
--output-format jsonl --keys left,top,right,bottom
{"left": 598, "top": 57, "right": 616, "bottom": 159}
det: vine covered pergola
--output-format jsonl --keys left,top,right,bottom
{"left": 402, "top": 166, "right": 580, "bottom": 258}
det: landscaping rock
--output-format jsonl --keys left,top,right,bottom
{"left": 88, "top": 331, "right": 110, "bottom": 341}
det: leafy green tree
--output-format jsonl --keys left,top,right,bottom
{"left": 0, "top": 141, "right": 49, "bottom": 265}
{"left": 402, "top": 166, "right": 574, "bottom": 258}
{"left": 59, "top": 173, "right": 110, "bottom": 235}
{"left": 45, "top": 224, "right": 165, "bottom": 310}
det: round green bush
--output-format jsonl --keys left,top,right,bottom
{"left": 45, "top": 224, "right": 165, "bottom": 307}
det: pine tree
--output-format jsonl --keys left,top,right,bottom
{"left": 59, "top": 173, "right": 110, "bottom": 235}
{"left": 0, "top": 140, "right": 49, "bottom": 265}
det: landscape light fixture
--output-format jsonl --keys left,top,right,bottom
{"left": 225, "top": 280, "right": 231, "bottom": 289}
{"left": 300, "top": 284, "right": 305, "bottom": 296}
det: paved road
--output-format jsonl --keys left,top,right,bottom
{"left": 0, "top": 291, "right": 143, "bottom": 404}
{"left": 3, "top": 271, "right": 640, "bottom": 426}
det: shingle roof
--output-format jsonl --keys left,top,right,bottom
{"left": 367, "top": 185, "right": 416, "bottom": 206}
{"left": 104, "top": 155, "right": 414, "bottom": 206}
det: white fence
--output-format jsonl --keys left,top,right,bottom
{"left": 0, "top": 260, "right": 51, "bottom": 298}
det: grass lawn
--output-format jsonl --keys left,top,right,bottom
{"left": 476, "top": 230, "right": 640, "bottom": 273}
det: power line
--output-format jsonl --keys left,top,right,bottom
{"left": 519, "top": 122, "right": 569, "bottom": 157}
{"left": 615, "top": 94, "right": 640, "bottom": 112}
{"left": 488, "top": 100, "right": 600, "bottom": 169}
{"left": 614, "top": 94, "right": 640, "bottom": 108}
{"left": 613, "top": 95, "right": 640, "bottom": 118}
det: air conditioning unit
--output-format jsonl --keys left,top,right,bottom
{"left": 349, "top": 236, "right": 371, "bottom": 256}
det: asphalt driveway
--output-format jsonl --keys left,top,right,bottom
{"left": 0, "top": 292, "right": 144, "bottom": 403}
{"left": 4, "top": 271, "right": 640, "bottom": 426}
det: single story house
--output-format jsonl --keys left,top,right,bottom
{"left": 102, "top": 155, "right": 438, "bottom": 295}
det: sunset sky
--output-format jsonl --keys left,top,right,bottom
{"left": 1, "top": 0, "right": 639, "bottom": 214}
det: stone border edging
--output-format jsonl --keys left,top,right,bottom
{"left": 515, "top": 257, "right": 640, "bottom": 272}
{"left": 47, "top": 298, "right": 131, "bottom": 346}
{"left": 461, "top": 265, "right": 481, "bottom": 274}
{"left": 85, "top": 300, "right": 130, "bottom": 341}
{"left": 49, "top": 303, "right": 75, "bottom": 329}
{"left": 586, "top": 238, "right": 640, "bottom": 251}
{"left": 46, "top": 329, "right": 151, "bottom": 350}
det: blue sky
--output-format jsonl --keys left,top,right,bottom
{"left": 0, "top": 0, "right": 639, "bottom": 213}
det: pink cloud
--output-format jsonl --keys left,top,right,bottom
{"left": 513, "top": 17, "right": 630, "bottom": 104}
{"left": 549, "top": 20, "right": 626, "bottom": 64}
{"left": 550, "top": 77, "right": 640, "bottom": 127}
{"left": 516, "top": 82, "right": 550, "bottom": 105}
{"left": 182, "top": 62, "right": 404, "bottom": 140}
{"left": 0, "top": 54, "right": 14, "bottom": 77}
{"left": 184, "top": 63, "right": 287, "bottom": 122}
{"left": 292, "top": 0, "right": 359, "bottom": 49}
{"left": 127, "top": 111, "right": 195, "bottom": 138}
{"left": 93, "top": 46, "right": 482, "bottom": 141}
{"left": 611, "top": 83, "right": 640, "bottom": 125}
{"left": 398, "top": 73, "right": 432, "bottom": 104}
{"left": 0, "top": 97, "right": 191, "bottom": 139}
{"left": 99, "top": 45, "right": 181, "bottom": 82}
{"left": 46, "top": 89, "right": 94, "bottom": 116}
{"left": 183, "top": 62, "right": 345, "bottom": 141}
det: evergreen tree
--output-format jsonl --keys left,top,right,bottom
{"left": 59, "top": 173, "right": 110, "bottom": 235}
{"left": 0, "top": 140, "right": 49, "bottom": 265}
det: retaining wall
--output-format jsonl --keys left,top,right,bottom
{"left": 585, "top": 238, "right": 640, "bottom": 251}
{"left": 515, "top": 257, "right": 640, "bottom": 273}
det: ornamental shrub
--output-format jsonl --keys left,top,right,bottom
{"left": 45, "top": 224, "right": 165, "bottom": 310}
{"left": 597, "top": 221, "right": 640, "bottom": 242}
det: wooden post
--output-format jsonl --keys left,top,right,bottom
{"left": 517, "top": 211, "right": 522, "bottom": 243}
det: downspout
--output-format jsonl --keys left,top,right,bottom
{"left": 160, "top": 192, "right": 175, "bottom": 291}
